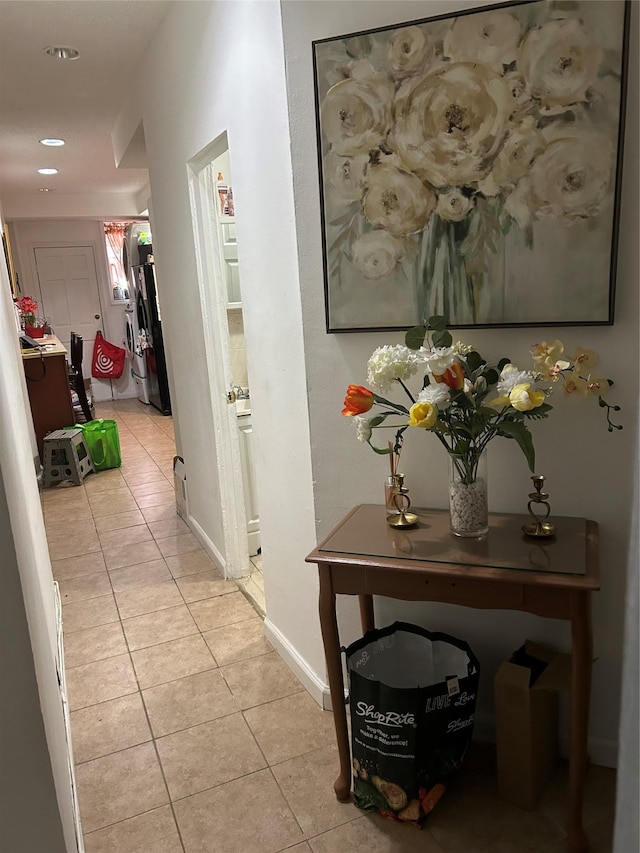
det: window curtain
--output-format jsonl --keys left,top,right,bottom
{"left": 104, "top": 222, "right": 127, "bottom": 287}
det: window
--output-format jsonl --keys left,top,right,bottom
{"left": 103, "top": 222, "right": 129, "bottom": 302}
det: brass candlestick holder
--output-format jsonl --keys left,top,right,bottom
{"left": 386, "top": 473, "right": 418, "bottom": 529}
{"left": 522, "top": 475, "right": 557, "bottom": 538}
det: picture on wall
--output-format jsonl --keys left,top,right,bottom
{"left": 312, "top": 0, "right": 630, "bottom": 332}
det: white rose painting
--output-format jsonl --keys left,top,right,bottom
{"left": 313, "top": 0, "right": 629, "bottom": 331}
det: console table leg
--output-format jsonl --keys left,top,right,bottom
{"left": 318, "top": 563, "right": 351, "bottom": 802}
{"left": 359, "top": 594, "right": 375, "bottom": 634}
{"left": 568, "top": 590, "right": 592, "bottom": 853}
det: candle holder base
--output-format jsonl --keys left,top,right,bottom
{"left": 387, "top": 511, "right": 418, "bottom": 529}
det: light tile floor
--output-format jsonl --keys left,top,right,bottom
{"left": 44, "top": 399, "right": 617, "bottom": 852}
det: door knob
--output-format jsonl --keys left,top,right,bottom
{"left": 94, "top": 314, "right": 100, "bottom": 319}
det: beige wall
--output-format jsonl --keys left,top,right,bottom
{"left": 0, "top": 471, "right": 67, "bottom": 852}
{"left": 281, "top": 0, "right": 639, "bottom": 764}
{"left": 0, "top": 204, "right": 78, "bottom": 850}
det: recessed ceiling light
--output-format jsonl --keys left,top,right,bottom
{"left": 39, "top": 188, "right": 56, "bottom": 192}
{"left": 45, "top": 45, "right": 80, "bottom": 60}
{"left": 37, "top": 168, "right": 58, "bottom": 175}
{"left": 40, "top": 138, "right": 65, "bottom": 147}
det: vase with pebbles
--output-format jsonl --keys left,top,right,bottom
{"left": 448, "top": 449, "right": 488, "bottom": 538}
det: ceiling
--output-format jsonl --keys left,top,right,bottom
{"left": 0, "top": 0, "right": 171, "bottom": 209}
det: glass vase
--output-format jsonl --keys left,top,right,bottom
{"left": 448, "top": 450, "right": 488, "bottom": 538}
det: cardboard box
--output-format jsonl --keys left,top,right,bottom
{"left": 173, "top": 455, "right": 188, "bottom": 522}
{"left": 495, "top": 641, "right": 570, "bottom": 810}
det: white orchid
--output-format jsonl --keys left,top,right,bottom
{"left": 418, "top": 346, "right": 457, "bottom": 375}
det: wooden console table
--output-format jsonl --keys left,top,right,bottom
{"left": 22, "top": 335, "right": 75, "bottom": 459}
{"left": 306, "top": 504, "right": 599, "bottom": 853}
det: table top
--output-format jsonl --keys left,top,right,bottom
{"left": 21, "top": 334, "right": 67, "bottom": 359}
{"left": 307, "top": 505, "right": 599, "bottom": 589}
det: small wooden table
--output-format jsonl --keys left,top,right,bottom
{"left": 306, "top": 505, "right": 599, "bottom": 853}
{"left": 22, "top": 335, "right": 75, "bottom": 458}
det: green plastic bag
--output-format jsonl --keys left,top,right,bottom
{"left": 68, "top": 419, "right": 121, "bottom": 471}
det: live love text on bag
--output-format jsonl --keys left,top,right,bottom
{"left": 346, "top": 622, "right": 480, "bottom": 824}
{"left": 91, "top": 331, "right": 126, "bottom": 379}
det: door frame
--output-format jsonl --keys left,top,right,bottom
{"left": 187, "top": 132, "right": 250, "bottom": 580}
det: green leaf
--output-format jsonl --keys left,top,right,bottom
{"left": 523, "top": 402, "right": 553, "bottom": 420}
{"left": 466, "top": 351, "right": 484, "bottom": 372}
{"left": 432, "top": 329, "right": 453, "bottom": 348}
{"left": 452, "top": 424, "right": 473, "bottom": 438}
{"left": 405, "top": 325, "right": 426, "bottom": 350}
{"left": 428, "top": 315, "right": 447, "bottom": 332}
{"left": 368, "top": 414, "right": 389, "bottom": 427}
{"left": 497, "top": 358, "right": 511, "bottom": 371}
{"left": 497, "top": 421, "right": 536, "bottom": 472}
{"left": 329, "top": 203, "right": 359, "bottom": 227}
{"left": 373, "top": 394, "right": 409, "bottom": 414}
{"left": 451, "top": 390, "right": 473, "bottom": 408}
{"left": 484, "top": 368, "right": 499, "bottom": 386}
{"left": 368, "top": 443, "right": 393, "bottom": 455}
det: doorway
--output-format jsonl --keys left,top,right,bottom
{"left": 188, "top": 135, "right": 261, "bottom": 590}
{"left": 33, "top": 244, "right": 110, "bottom": 402}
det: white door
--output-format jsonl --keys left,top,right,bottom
{"left": 34, "top": 245, "right": 109, "bottom": 401}
{"left": 188, "top": 145, "right": 250, "bottom": 580}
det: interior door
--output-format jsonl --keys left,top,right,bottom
{"left": 188, "top": 146, "right": 250, "bottom": 580}
{"left": 34, "top": 245, "right": 109, "bottom": 401}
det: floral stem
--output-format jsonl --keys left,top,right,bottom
{"left": 396, "top": 378, "right": 416, "bottom": 405}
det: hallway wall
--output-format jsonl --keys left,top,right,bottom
{"left": 134, "top": 2, "right": 322, "bottom": 677}
{"left": 0, "top": 208, "right": 77, "bottom": 851}
{"left": 281, "top": 0, "right": 639, "bottom": 765}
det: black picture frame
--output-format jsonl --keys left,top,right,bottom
{"left": 312, "top": 0, "right": 630, "bottom": 332}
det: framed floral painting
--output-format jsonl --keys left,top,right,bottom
{"left": 312, "top": 0, "right": 630, "bottom": 332}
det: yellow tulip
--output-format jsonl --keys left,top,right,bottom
{"left": 408, "top": 401, "right": 437, "bottom": 429}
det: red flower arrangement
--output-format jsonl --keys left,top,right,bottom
{"left": 16, "top": 296, "right": 46, "bottom": 337}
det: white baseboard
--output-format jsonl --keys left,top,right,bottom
{"left": 263, "top": 618, "right": 328, "bottom": 709}
{"left": 562, "top": 735, "right": 618, "bottom": 769}
{"left": 187, "top": 514, "right": 226, "bottom": 575}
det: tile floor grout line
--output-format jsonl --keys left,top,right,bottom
{"left": 60, "top": 400, "right": 613, "bottom": 851}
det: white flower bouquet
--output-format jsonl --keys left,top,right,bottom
{"left": 342, "top": 317, "right": 621, "bottom": 531}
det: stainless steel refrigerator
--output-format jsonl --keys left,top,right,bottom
{"left": 132, "top": 255, "right": 171, "bottom": 415}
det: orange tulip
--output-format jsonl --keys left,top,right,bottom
{"left": 342, "top": 385, "right": 374, "bottom": 416}
{"left": 433, "top": 361, "right": 465, "bottom": 390}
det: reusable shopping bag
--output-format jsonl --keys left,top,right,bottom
{"left": 91, "top": 331, "right": 126, "bottom": 379}
{"left": 347, "top": 622, "right": 480, "bottom": 824}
